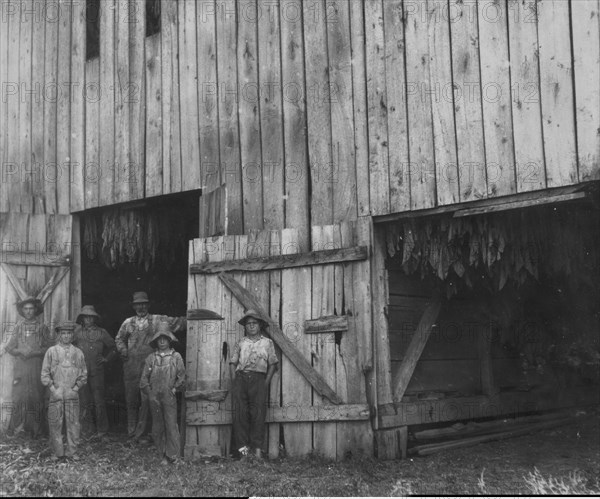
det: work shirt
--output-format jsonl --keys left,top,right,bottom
{"left": 1, "top": 319, "right": 51, "bottom": 358}
{"left": 74, "top": 325, "right": 116, "bottom": 375}
{"left": 41, "top": 344, "right": 88, "bottom": 401}
{"left": 140, "top": 349, "right": 185, "bottom": 394}
{"left": 230, "top": 335, "right": 278, "bottom": 374}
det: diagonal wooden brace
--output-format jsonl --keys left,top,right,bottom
{"left": 219, "top": 272, "right": 343, "bottom": 405}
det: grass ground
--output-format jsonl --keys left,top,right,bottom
{"left": 1, "top": 414, "right": 598, "bottom": 496}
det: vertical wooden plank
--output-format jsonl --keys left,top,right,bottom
{"left": 328, "top": 0, "right": 357, "bottom": 223}
{"left": 0, "top": 8, "right": 8, "bottom": 212}
{"left": 43, "top": 11, "right": 58, "bottom": 214}
{"left": 145, "top": 33, "right": 163, "bottom": 197}
{"left": 280, "top": 229, "right": 311, "bottom": 456}
{"left": 70, "top": 0, "right": 86, "bottom": 213}
{"left": 258, "top": 0, "right": 285, "bottom": 230}
{"left": 507, "top": 0, "right": 546, "bottom": 192}
{"left": 267, "top": 229, "right": 282, "bottom": 458}
{"left": 366, "top": 0, "right": 391, "bottom": 215}
{"left": 129, "top": 0, "right": 146, "bottom": 200}
{"left": 428, "top": 0, "right": 459, "bottom": 205}
{"left": 6, "top": 2, "right": 20, "bottom": 212}
{"left": 56, "top": 0, "right": 71, "bottom": 213}
{"left": 572, "top": 0, "right": 600, "bottom": 181}
{"left": 179, "top": 0, "right": 200, "bottom": 192}
{"left": 478, "top": 325, "right": 496, "bottom": 396}
{"left": 18, "top": 0, "right": 33, "bottom": 213}
{"left": 47, "top": 215, "right": 72, "bottom": 333}
{"left": 311, "top": 226, "right": 337, "bottom": 460}
{"left": 114, "top": 0, "right": 131, "bottom": 204}
{"left": 69, "top": 215, "right": 82, "bottom": 323}
{"left": 198, "top": 0, "right": 220, "bottom": 193}
{"left": 280, "top": 0, "right": 309, "bottom": 249}
{"left": 238, "top": 0, "right": 263, "bottom": 231}
{"left": 450, "top": 0, "right": 487, "bottom": 202}
{"left": 216, "top": 0, "right": 242, "bottom": 233}
{"left": 161, "top": 0, "right": 181, "bottom": 194}
{"left": 478, "top": 0, "right": 516, "bottom": 197}
{"left": 85, "top": 59, "right": 100, "bottom": 209}
{"left": 31, "top": 0, "right": 45, "bottom": 213}
{"left": 350, "top": 0, "right": 370, "bottom": 216}
{"left": 27, "top": 216, "right": 46, "bottom": 302}
{"left": 405, "top": 0, "right": 437, "bottom": 210}
{"left": 99, "top": 0, "right": 116, "bottom": 206}
{"left": 303, "top": 0, "right": 333, "bottom": 226}
{"left": 537, "top": 0, "right": 578, "bottom": 187}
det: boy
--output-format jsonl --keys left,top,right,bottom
{"left": 139, "top": 321, "right": 185, "bottom": 465}
{"left": 41, "top": 321, "right": 87, "bottom": 461}
{"left": 230, "top": 310, "right": 278, "bottom": 459}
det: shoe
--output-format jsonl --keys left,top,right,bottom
{"left": 238, "top": 446, "right": 250, "bottom": 457}
{"left": 160, "top": 458, "right": 168, "bottom": 466}
{"left": 167, "top": 456, "right": 181, "bottom": 465}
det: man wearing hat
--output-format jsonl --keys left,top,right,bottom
{"left": 140, "top": 321, "right": 186, "bottom": 464}
{"left": 73, "top": 305, "right": 117, "bottom": 438}
{"left": 229, "top": 310, "right": 278, "bottom": 459}
{"left": 0, "top": 296, "right": 51, "bottom": 437}
{"left": 41, "top": 321, "right": 87, "bottom": 460}
{"left": 115, "top": 291, "right": 186, "bottom": 440}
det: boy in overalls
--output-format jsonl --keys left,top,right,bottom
{"left": 41, "top": 322, "right": 87, "bottom": 461}
{"left": 139, "top": 322, "right": 185, "bottom": 464}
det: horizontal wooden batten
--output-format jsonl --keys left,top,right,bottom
{"left": 0, "top": 252, "right": 70, "bottom": 267}
{"left": 304, "top": 315, "right": 348, "bottom": 334}
{"left": 187, "top": 403, "right": 370, "bottom": 425}
{"left": 184, "top": 389, "right": 228, "bottom": 402}
{"left": 190, "top": 246, "right": 369, "bottom": 274}
{"left": 186, "top": 309, "right": 224, "bottom": 321}
{"left": 374, "top": 185, "right": 590, "bottom": 222}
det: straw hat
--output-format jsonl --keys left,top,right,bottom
{"left": 16, "top": 296, "right": 44, "bottom": 318}
{"left": 76, "top": 305, "right": 101, "bottom": 324}
{"left": 131, "top": 291, "right": 150, "bottom": 304}
{"left": 238, "top": 309, "right": 267, "bottom": 326}
{"left": 149, "top": 321, "right": 179, "bottom": 348}
{"left": 54, "top": 321, "right": 77, "bottom": 333}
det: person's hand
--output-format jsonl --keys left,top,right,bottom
{"left": 120, "top": 352, "right": 128, "bottom": 361}
{"left": 50, "top": 385, "right": 63, "bottom": 400}
{"left": 170, "top": 388, "right": 176, "bottom": 397}
{"left": 97, "top": 356, "right": 107, "bottom": 366}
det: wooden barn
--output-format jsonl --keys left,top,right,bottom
{"left": 0, "top": 0, "right": 599, "bottom": 460}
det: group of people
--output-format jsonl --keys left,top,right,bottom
{"left": 0, "top": 291, "right": 279, "bottom": 464}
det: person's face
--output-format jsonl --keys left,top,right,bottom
{"left": 244, "top": 319, "right": 260, "bottom": 336}
{"left": 59, "top": 330, "right": 74, "bottom": 345}
{"left": 22, "top": 303, "right": 36, "bottom": 320}
{"left": 157, "top": 336, "right": 170, "bottom": 350}
{"left": 133, "top": 302, "right": 149, "bottom": 317}
{"left": 82, "top": 316, "right": 96, "bottom": 327}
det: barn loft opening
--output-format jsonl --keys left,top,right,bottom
{"left": 85, "top": 0, "right": 100, "bottom": 60}
{"left": 380, "top": 194, "right": 599, "bottom": 415}
{"left": 78, "top": 191, "right": 200, "bottom": 423}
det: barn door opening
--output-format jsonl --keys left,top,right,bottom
{"left": 78, "top": 191, "right": 199, "bottom": 428}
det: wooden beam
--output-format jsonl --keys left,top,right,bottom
{"left": 190, "top": 246, "right": 368, "bottom": 274}
{"left": 392, "top": 300, "right": 441, "bottom": 402}
{"left": 0, "top": 263, "right": 28, "bottom": 301}
{"left": 0, "top": 251, "right": 70, "bottom": 267}
{"left": 304, "top": 315, "right": 348, "bottom": 334}
{"left": 36, "top": 267, "right": 70, "bottom": 305}
{"left": 187, "top": 403, "right": 370, "bottom": 425}
{"left": 186, "top": 309, "right": 224, "bottom": 321}
{"left": 184, "top": 390, "right": 228, "bottom": 402}
{"left": 218, "top": 272, "right": 343, "bottom": 404}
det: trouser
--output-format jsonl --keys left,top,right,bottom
{"left": 11, "top": 359, "right": 44, "bottom": 436}
{"left": 232, "top": 371, "right": 267, "bottom": 451}
{"left": 48, "top": 399, "right": 80, "bottom": 457}
{"left": 123, "top": 358, "right": 150, "bottom": 438}
{"left": 80, "top": 372, "right": 108, "bottom": 435}
{"left": 149, "top": 390, "right": 180, "bottom": 459}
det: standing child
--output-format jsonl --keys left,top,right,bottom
{"left": 229, "top": 310, "right": 278, "bottom": 459}
{"left": 139, "top": 322, "right": 185, "bottom": 465}
{"left": 41, "top": 322, "right": 87, "bottom": 461}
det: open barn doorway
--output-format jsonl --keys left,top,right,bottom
{"left": 79, "top": 191, "right": 200, "bottom": 430}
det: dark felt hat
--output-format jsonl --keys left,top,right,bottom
{"left": 131, "top": 291, "right": 150, "bottom": 304}
{"left": 149, "top": 321, "right": 178, "bottom": 348}
{"left": 54, "top": 321, "right": 77, "bottom": 333}
{"left": 76, "top": 305, "right": 101, "bottom": 324}
{"left": 16, "top": 296, "right": 44, "bottom": 317}
{"left": 238, "top": 309, "right": 267, "bottom": 326}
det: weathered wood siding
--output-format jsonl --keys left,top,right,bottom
{"left": 1, "top": 0, "right": 598, "bottom": 228}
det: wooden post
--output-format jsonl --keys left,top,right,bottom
{"left": 478, "top": 326, "right": 497, "bottom": 396}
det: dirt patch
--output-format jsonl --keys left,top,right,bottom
{"left": 1, "top": 413, "right": 598, "bottom": 496}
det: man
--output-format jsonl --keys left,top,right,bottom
{"left": 229, "top": 310, "right": 278, "bottom": 459}
{"left": 115, "top": 292, "right": 186, "bottom": 441}
{"left": 73, "top": 305, "right": 116, "bottom": 439}
{"left": 0, "top": 296, "right": 51, "bottom": 438}
{"left": 41, "top": 321, "right": 87, "bottom": 461}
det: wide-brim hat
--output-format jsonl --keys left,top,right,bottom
{"left": 16, "top": 296, "right": 44, "bottom": 317}
{"left": 131, "top": 291, "right": 150, "bottom": 304}
{"left": 238, "top": 309, "right": 267, "bottom": 326}
{"left": 149, "top": 322, "right": 179, "bottom": 348}
{"left": 54, "top": 321, "right": 77, "bottom": 334}
{"left": 76, "top": 305, "right": 101, "bottom": 324}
